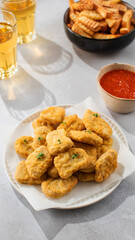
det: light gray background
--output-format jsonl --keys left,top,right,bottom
{"left": 0, "top": 0, "right": 135, "bottom": 239}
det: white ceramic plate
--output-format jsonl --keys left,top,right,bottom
{"left": 4, "top": 105, "right": 128, "bottom": 210}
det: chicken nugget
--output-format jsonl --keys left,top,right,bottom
{"left": 74, "top": 172, "right": 95, "bottom": 182}
{"left": 68, "top": 130, "right": 103, "bottom": 146}
{"left": 97, "top": 137, "right": 113, "bottom": 158}
{"left": 26, "top": 146, "right": 52, "bottom": 179}
{"left": 57, "top": 114, "right": 85, "bottom": 131}
{"left": 15, "top": 161, "right": 47, "bottom": 185}
{"left": 40, "top": 107, "right": 65, "bottom": 127}
{"left": 15, "top": 136, "right": 34, "bottom": 158}
{"left": 54, "top": 148, "right": 94, "bottom": 179}
{"left": 95, "top": 149, "right": 118, "bottom": 182}
{"left": 32, "top": 126, "right": 51, "bottom": 150}
{"left": 47, "top": 163, "right": 59, "bottom": 179}
{"left": 41, "top": 176, "right": 78, "bottom": 198}
{"left": 32, "top": 117, "right": 55, "bottom": 130}
{"left": 46, "top": 129, "right": 74, "bottom": 155}
{"left": 83, "top": 109, "right": 113, "bottom": 138}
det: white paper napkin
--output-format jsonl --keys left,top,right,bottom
{"left": 4, "top": 97, "right": 135, "bottom": 211}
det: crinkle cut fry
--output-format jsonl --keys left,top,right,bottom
{"left": 93, "top": 33, "right": 120, "bottom": 39}
{"left": 69, "top": 11, "right": 79, "bottom": 22}
{"left": 78, "top": 15, "right": 101, "bottom": 32}
{"left": 96, "top": 4, "right": 113, "bottom": 19}
{"left": 101, "top": 1, "right": 127, "bottom": 12}
{"left": 76, "top": 21, "right": 94, "bottom": 36}
{"left": 72, "top": 22, "right": 92, "bottom": 38}
{"left": 72, "top": 2, "right": 86, "bottom": 11}
{"left": 106, "top": 18, "right": 116, "bottom": 28}
{"left": 80, "top": 0, "right": 94, "bottom": 10}
{"left": 111, "top": 18, "right": 121, "bottom": 34}
{"left": 80, "top": 10, "right": 103, "bottom": 20}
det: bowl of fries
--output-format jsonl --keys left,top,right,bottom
{"left": 64, "top": 0, "right": 135, "bottom": 52}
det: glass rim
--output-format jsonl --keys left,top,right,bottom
{"left": 0, "top": 9, "right": 16, "bottom": 33}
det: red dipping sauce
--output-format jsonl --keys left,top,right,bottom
{"left": 100, "top": 69, "right": 135, "bottom": 99}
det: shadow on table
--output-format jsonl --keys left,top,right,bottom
{"left": 0, "top": 67, "right": 56, "bottom": 121}
{"left": 18, "top": 34, "right": 73, "bottom": 75}
{"left": 13, "top": 172, "right": 135, "bottom": 240}
{"left": 73, "top": 41, "right": 135, "bottom": 71}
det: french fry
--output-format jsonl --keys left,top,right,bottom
{"left": 80, "top": 0, "right": 94, "bottom": 10}
{"left": 69, "top": 11, "right": 79, "bottom": 22}
{"left": 93, "top": 33, "right": 120, "bottom": 39}
{"left": 80, "top": 10, "right": 103, "bottom": 20}
{"left": 76, "top": 21, "right": 94, "bottom": 36}
{"left": 106, "top": 18, "right": 116, "bottom": 28}
{"left": 99, "top": 20, "right": 108, "bottom": 32}
{"left": 111, "top": 18, "right": 121, "bottom": 34}
{"left": 104, "top": 6, "right": 119, "bottom": 14}
{"left": 78, "top": 15, "right": 101, "bottom": 32}
{"left": 72, "top": 2, "right": 85, "bottom": 11}
{"left": 121, "top": 9, "right": 133, "bottom": 32}
{"left": 131, "top": 18, "right": 135, "bottom": 26}
{"left": 101, "top": 1, "right": 127, "bottom": 13}
{"left": 96, "top": 4, "right": 113, "bottom": 19}
{"left": 131, "top": 25, "right": 134, "bottom": 31}
{"left": 72, "top": 22, "right": 92, "bottom": 38}
{"left": 106, "top": 0, "right": 121, "bottom": 3}
{"left": 120, "top": 27, "right": 129, "bottom": 35}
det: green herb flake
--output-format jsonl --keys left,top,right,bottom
{"left": 85, "top": 130, "right": 91, "bottom": 134}
{"left": 38, "top": 137, "right": 43, "bottom": 141}
{"left": 36, "top": 153, "right": 44, "bottom": 159}
{"left": 60, "top": 121, "right": 66, "bottom": 124}
{"left": 23, "top": 140, "right": 27, "bottom": 143}
{"left": 93, "top": 113, "right": 98, "bottom": 117}
{"left": 58, "top": 139, "right": 61, "bottom": 144}
{"left": 72, "top": 154, "right": 79, "bottom": 159}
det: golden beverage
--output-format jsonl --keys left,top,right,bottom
{"left": 0, "top": 11, "right": 17, "bottom": 79}
{"left": 2, "top": 0, "right": 36, "bottom": 44}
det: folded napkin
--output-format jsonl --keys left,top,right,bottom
{"left": 4, "top": 97, "right": 135, "bottom": 211}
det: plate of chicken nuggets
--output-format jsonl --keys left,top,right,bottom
{"left": 4, "top": 105, "right": 128, "bottom": 210}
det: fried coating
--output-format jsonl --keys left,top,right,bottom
{"left": 68, "top": 130, "right": 103, "bottom": 146}
{"left": 41, "top": 176, "right": 78, "bottom": 198}
{"left": 95, "top": 149, "right": 118, "bottom": 182}
{"left": 46, "top": 129, "right": 74, "bottom": 155}
{"left": 74, "top": 172, "right": 95, "bottom": 182}
{"left": 97, "top": 137, "right": 113, "bottom": 158}
{"left": 32, "top": 117, "right": 55, "bottom": 131}
{"left": 26, "top": 146, "right": 52, "bottom": 179}
{"left": 54, "top": 148, "right": 94, "bottom": 179}
{"left": 40, "top": 107, "right": 65, "bottom": 127}
{"left": 47, "top": 164, "right": 59, "bottom": 179}
{"left": 83, "top": 109, "right": 113, "bottom": 138}
{"left": 57, "top": 114, "right": 85, "bottom": 132}
{"left": 15, "top": 136, "right": 34, "bottom": 158}
{"left": 73, "top": 141, "right": 97, "bottom": 173}
{"left": 32, "top": 126, "right": 51, "bottom": 150}
{"left": 15, "top": 161, "right": 47, "bottom": 185}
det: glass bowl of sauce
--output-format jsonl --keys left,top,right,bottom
{"left": 97, "top": 63, "right": 135, "bottom": 113}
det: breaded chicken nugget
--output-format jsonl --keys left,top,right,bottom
{"left": 15, "top": 161, "right": 47, "bottom": 184}
{"left": 57, "top": 114, "right": 85, "bottom": 131}
{"left": 32, "top": 117, "right": 55, "bottom": 130}
{"left": 15, "top": 136, "right": 34, "bottom": 158}
{"left": 47, "top": 163, "right": 59, "bottom": 179}
{"left": 26, "top": 146, "right": 52, "bottom": 179}
{"left": 83, "top": 109, "right": 113, "bottom": 138}
{"left": 97, "top": 137, "right": 113, "bottom": 158}
{"left": 74, "top": 172, "right": 95, "bottom": 182}
{"left": 68, "top": 130, "right": 103, "bottom": 146}
{"left": 41, "top": 176, "right": 78, "bottom": 198}
{"left": 46, "top": 129, "right": 74, "bottom": 155}
{"left": 32, "top": 126, "right": 51, "bottom": 150}
{"left": 95, "top": 149, "right": 118, "bottom": 182}
{"left": 54, "top": 148, "right": 94, "bottom": 179}
{"left": 73, "top": 141, "right": 97, "bottom": 173}
{"left": 40, "top": 107, "right": 65, "bottom": 126}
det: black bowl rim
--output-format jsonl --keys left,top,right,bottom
{"left": 64, "top": 1, "right": 135, "bottom": 42}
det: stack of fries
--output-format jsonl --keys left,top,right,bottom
{"left": 67, "top": 0, "right": 135, "bottom": 39}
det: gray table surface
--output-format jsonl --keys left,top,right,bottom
{"left": 0, "top": 0, "right": 135, "bottom": 239}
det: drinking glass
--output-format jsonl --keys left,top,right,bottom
{"left": 1, "top": 0, "right": 36, "bottom": 44}
{"left": 0, "top": 10, "right": 17, "bottom": 79}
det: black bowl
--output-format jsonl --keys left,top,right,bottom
{"left": 64, "top": 2, "right": 135, "bottom": 52}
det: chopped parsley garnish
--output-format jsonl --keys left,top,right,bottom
{"left": 72, "top": 154, "right": 79, "bottom": 159}
{"left": 85, "top": 130, "right": 91, "bottom": 133}
{"left": 58, "top": 139, "right": 61, "bottom": 144}
{"left": 36, "top": 153, "right": 44, "bottom": 159}
{"left": 23, "top": 140, "right": 27, "bottom": 143}
{"left": 60, "top": 121, "right": 66, "bottom": 124}
{"left": 38, "top": 137, "right": 43, "bottom": 141}
{"left": 93, "top": 113, "right": 98, "bottom": 117}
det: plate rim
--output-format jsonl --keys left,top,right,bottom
{"left": 3, "top": 104, "right": 128, "bottom": 210}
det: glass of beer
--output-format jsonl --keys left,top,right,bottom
{"left": 0, "top": 10, "right": 17, "bottom": 79}
{"left": 1, "top": 0, "right": 36, "bottom": 44}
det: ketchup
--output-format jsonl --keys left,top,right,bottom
{"left": 100, "top": 69, "right": 135, "bottom": 99}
